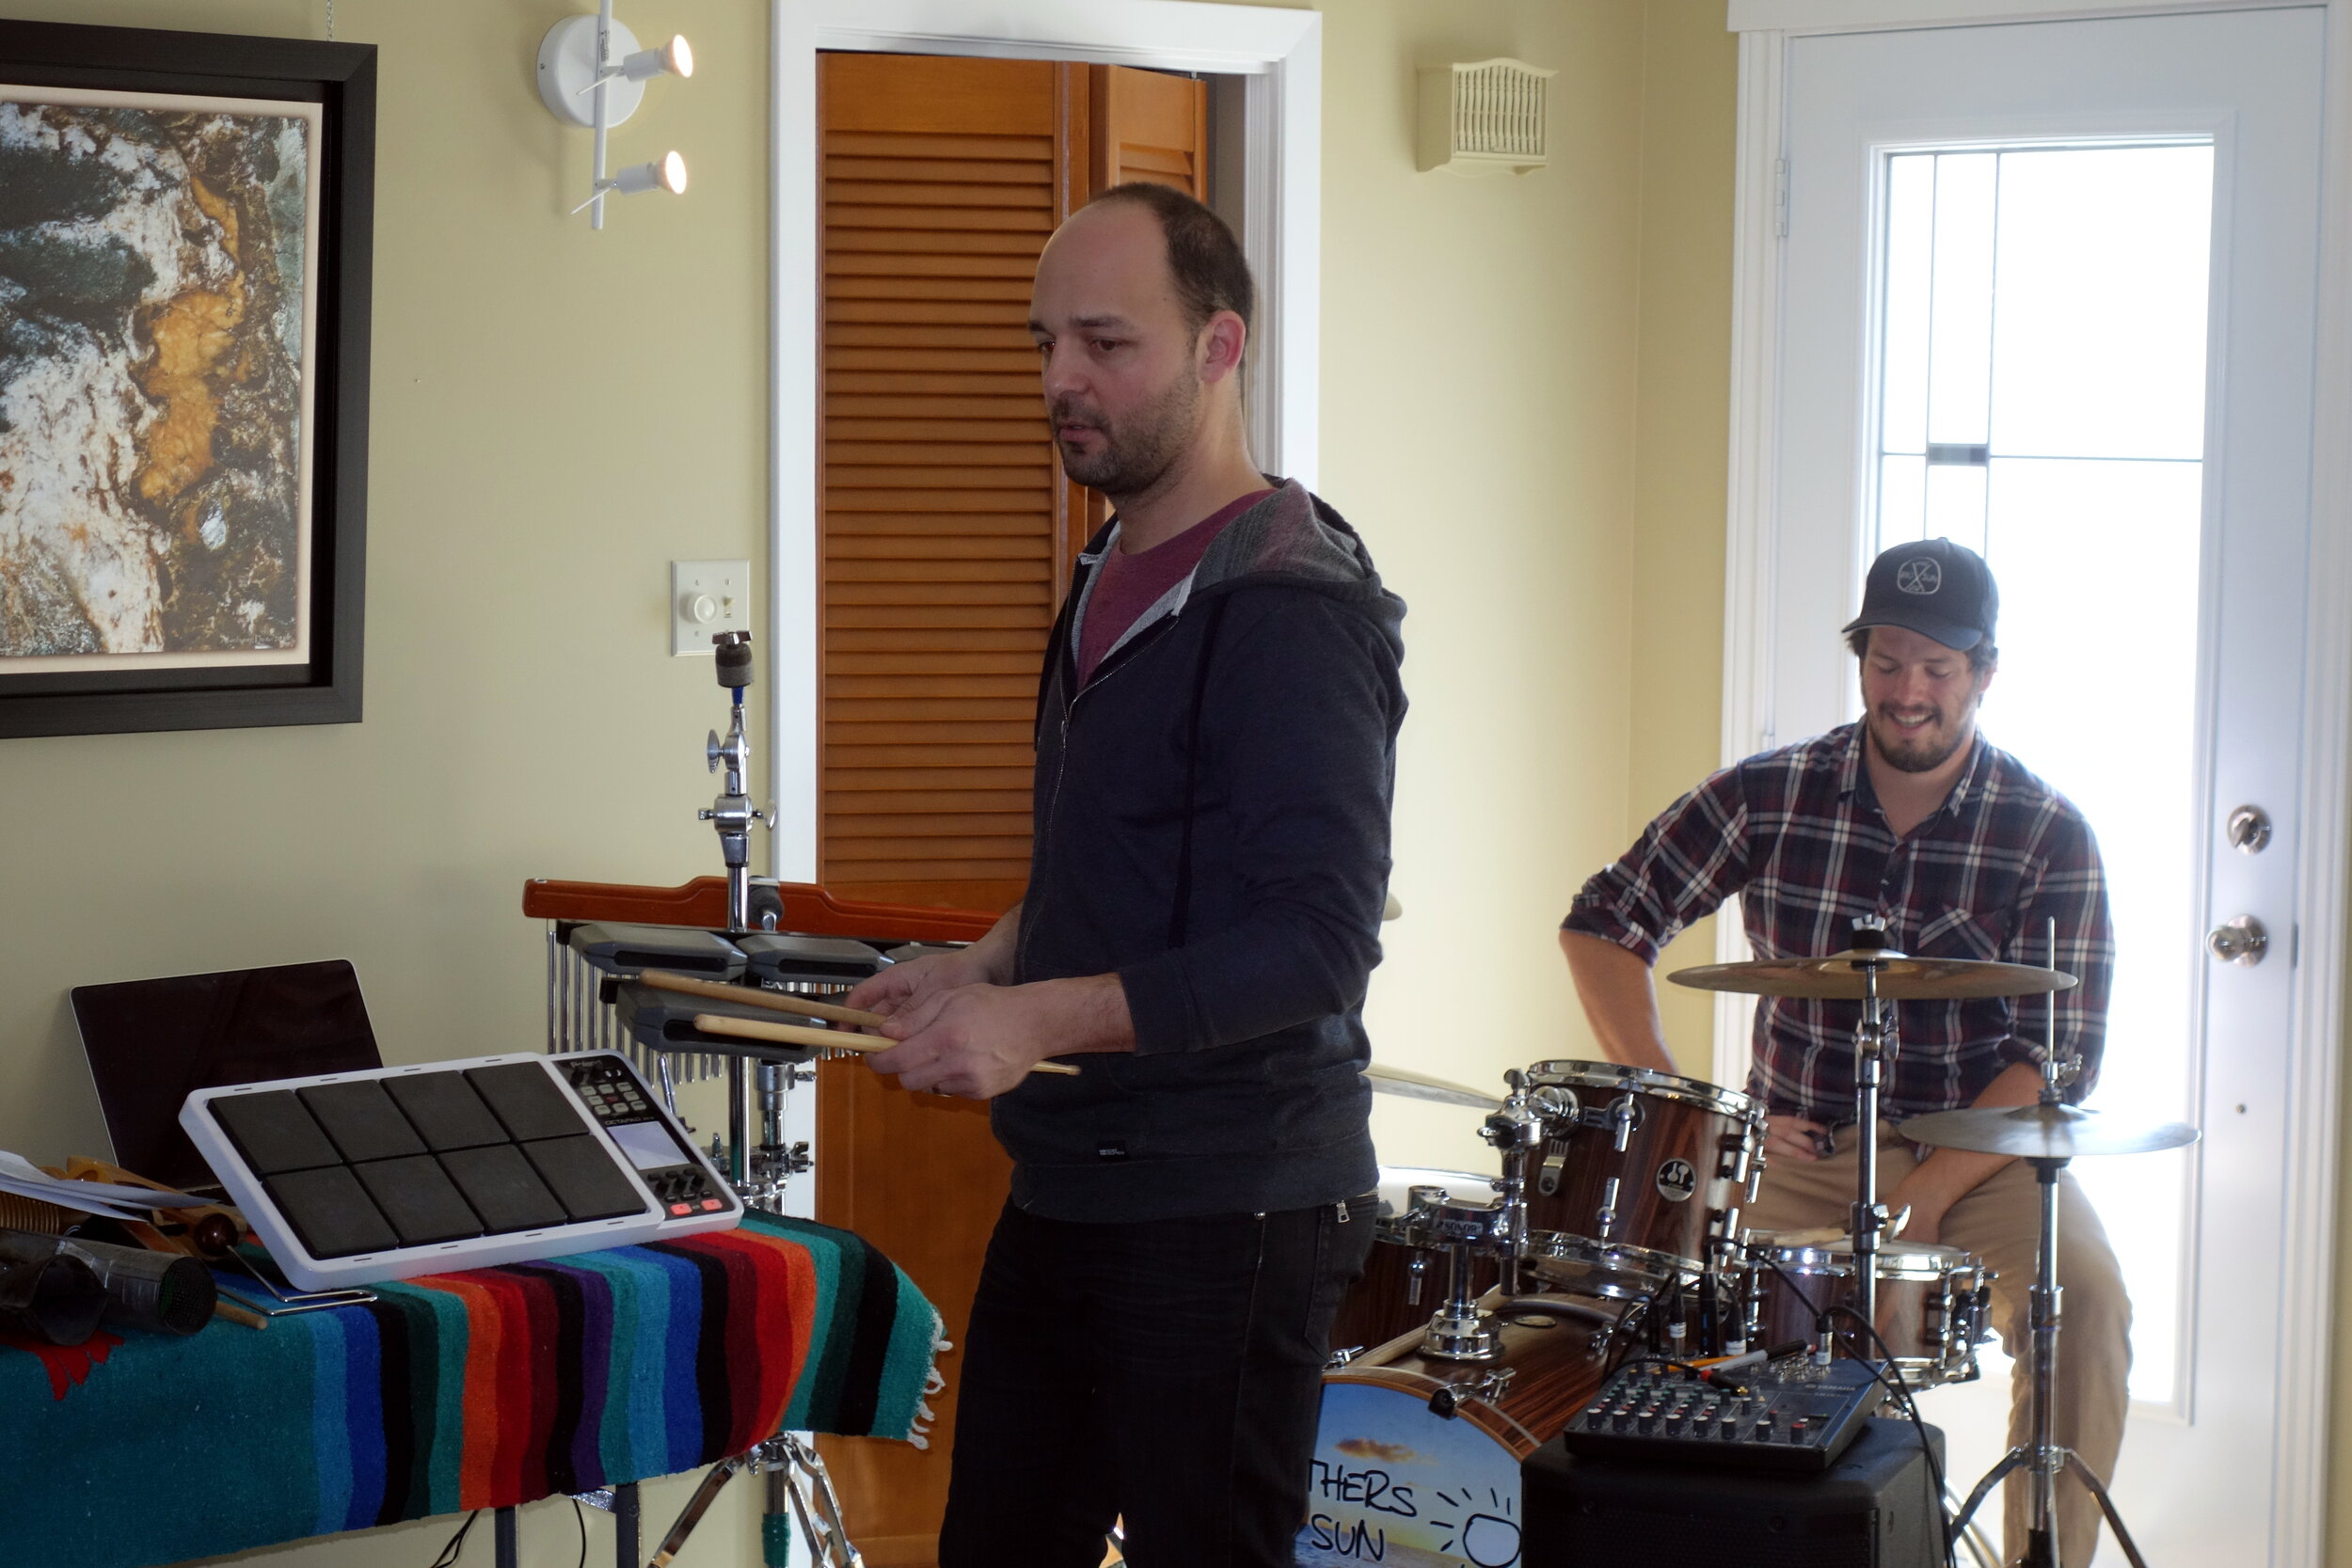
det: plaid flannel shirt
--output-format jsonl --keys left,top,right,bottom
{"left": 1564, "top": 723, "right": 2112, "bottom": 1124}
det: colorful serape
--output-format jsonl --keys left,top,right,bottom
{"left": 0, "top": 1212, "right": 941, "bottom": 1568}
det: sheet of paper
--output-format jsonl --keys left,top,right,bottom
{"left": 0, "top": 1151, "right": 212, "bottom": 1212}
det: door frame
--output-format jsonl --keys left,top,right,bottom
{"left": 1714, "top": 5, "right": 2352, "bottom": 1561}
{"left": 765, "top": 0, "right": 1322, "bottom": 881}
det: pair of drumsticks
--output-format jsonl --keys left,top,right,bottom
{"left": 635, "top": 970, "right": 1081, "bottom": 1076}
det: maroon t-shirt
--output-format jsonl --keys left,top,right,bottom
{"left": 1075, "top": 489, "right": 1273, "bottom": 685}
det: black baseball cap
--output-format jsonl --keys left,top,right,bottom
{"left": 1842, "top": 537, "right": 1997, "bottom": 652}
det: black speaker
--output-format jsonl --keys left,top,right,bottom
{"left": 1522, "top": 1418, "right": 1948, "bottom": 1568}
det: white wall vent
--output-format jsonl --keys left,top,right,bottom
{"left": 1417, "top": 58, "right": 1556, "bottom": 175}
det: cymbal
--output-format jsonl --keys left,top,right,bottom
{"left": 1361, "top": 1062, "right": 1497, "bottom": 1110}
{"left": 1667, "top": 947, "right": 2077, "bottom": 1000}
{"left": 1899, "top": 1101, "right": 2201, "bottom": 1159}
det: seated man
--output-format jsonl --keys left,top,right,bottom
{"left": 1559, "top": 538, "right": 2125, "bottom": 1567}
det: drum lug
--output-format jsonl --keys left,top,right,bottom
{"left": 1406, "top": 1251, "right": 1427, "bottom": 1307}
{"left": 1608, "top": 1094, "right": 1642, "bottom": 1153}
{"left": 1746, "top": 1152, "right": 1766, "bottom": 1206}
{"left": 1597, "top": 1177, "right": 1621, "bottom": 1241}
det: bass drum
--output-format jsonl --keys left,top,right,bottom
{"left": 1298, "top": 1307, "right": 1616, "bottom": 1568}
{"left": 1327, "top": 1167, "right": 1501, "bottom": 1364}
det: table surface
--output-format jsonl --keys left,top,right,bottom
{"left": 0, "top": 1212, "right": 941, "bottom": 1568}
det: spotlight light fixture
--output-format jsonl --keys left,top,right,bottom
{"left": 536, "top": 2, "right": 693, "bottom": 230}
{"left": 571, "top": 150, "right": 689, "bottom": 214}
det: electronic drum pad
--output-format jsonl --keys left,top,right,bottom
{"left": 181, "top": 1052, "right": 741, "bottom": 1291}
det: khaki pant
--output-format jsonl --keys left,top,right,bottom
{"left": 1744, "top": 1121, "right": 2131, "bottom": 1567}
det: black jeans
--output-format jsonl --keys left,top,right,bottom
{"left": 938, "top": 1196, "right": 1375, "bottom": 1568}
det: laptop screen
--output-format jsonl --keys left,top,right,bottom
{"left": 72, "top": 959, "right": 384, "bottom": 1192}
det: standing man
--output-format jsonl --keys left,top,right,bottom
{"left": 1558, "top": 539, "right": 2124, "bottom": 1567}
{"left": 845, "top": 182, "right": 1406, "bottom": 1567}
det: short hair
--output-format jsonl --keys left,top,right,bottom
{"left": 1846, "top": 626, "right": 1998, "bottom": 674}
{"left": 1086, "top": 181, "right": 1254, "bottom": 341}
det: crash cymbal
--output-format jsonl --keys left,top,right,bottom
{"left": 1667, "top": 947, "right": 2076, "bottom": 1000}
{"left": 1361, "top": 1062, "right": 1498, "bottom": 1110}
{"left": 1899, "top": 1101, "right": 2200, "bottom": 1159}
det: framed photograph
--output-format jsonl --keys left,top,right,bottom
{"left": 0, "top": 19, "right": 373, "bottom": 738}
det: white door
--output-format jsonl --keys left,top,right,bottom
{"left": 1764, "top": 10, "right": 2324, "bottom": 1560}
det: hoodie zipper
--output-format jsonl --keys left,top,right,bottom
{"left": 1016, "top": 611, "right": 1182, "bottom": 981}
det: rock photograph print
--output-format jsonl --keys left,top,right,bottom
{"left": 0, "top": 87, "right": 321, "bottom": 673}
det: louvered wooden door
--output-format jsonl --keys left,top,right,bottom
{"left": 813, "top": 53, "right": 1207, "bottom": 1568}
{"left": 818, "top": 54, "right": 1091, "bottom": 916}
{"left": 1092, "top": 64, "right": 1210, "bottom": 196}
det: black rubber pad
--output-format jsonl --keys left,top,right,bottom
{"left": 212, "top": 1090, "right": 342, "bottom": 1176}
{"left": 383, "top": 1071, "right": 508, "bottom": 1151}
{"left": 298, "top": 1080, "right": 427, "bottom": 1164}
{"left": 266, "top": 1166, "right": 399, "bottom": 1259}
{"left": 524, "top": 1136, "right": 647, "bottom": 1223}
{"left": 465, "top": 1062, "right": 586, "bottom": 1143}
{"left": 438, "top": 1145, "right": 568, "bottom": 1235}
{"left": 355, "top": 1156, "right": 484, "bottom": 1246}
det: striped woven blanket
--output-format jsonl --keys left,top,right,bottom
{"left": 0, "top": 1212, "right": 941, "bottom": 1568}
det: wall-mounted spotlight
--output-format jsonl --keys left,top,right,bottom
{"left": 536, "top": 2, "right": 692, "bottom": 230}
{"left": 571, "top": 151, "right": 689, "bottom": 214}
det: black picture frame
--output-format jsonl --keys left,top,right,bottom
{"left": 0, "top": 19, "right": 374, "bottom": 738}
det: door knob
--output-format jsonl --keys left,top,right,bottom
{"left": 2207, "top": 915, "right": 2268, "bottom": 967}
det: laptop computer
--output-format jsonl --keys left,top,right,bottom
{"left": 71, "top": 959, "right": 384, "bottom": 1196}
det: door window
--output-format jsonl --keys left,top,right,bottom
{"left": 1866, "top": 142, "right": 2216, "bottom": 1405}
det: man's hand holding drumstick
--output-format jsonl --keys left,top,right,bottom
{"left": 845, "top": 902, "right": 1136, "bottom": 1101}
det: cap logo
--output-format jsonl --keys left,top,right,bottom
{"left": 1896, "top": 558, "right": 1942, "bottom": 595}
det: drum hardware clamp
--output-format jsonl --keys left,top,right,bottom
{"left": 1427, "top": 1364, "right": 1518, "bottom": 1417}
{"left": 1412, "top": 1193, "right": 1515, "bottom": 1361}
{"left": 1480, "top": 1069, "right": 1549, "bottom": 1297}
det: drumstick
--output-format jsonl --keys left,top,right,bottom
{"left": 689, "top": 1012, "right": 1082, "bottom": 1076}
{"left": 640, "top": 970, "right": 889, "bottom": 1029}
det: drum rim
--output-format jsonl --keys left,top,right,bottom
{"left": 1526, "top": 1231, "right": 1697, "bottom": 1292}
{"left": 1523, "top": 1059, "right": 1760, "bottom": 1120}
{"left": 1740, "top": 1233, "right": 1986, "bottom": 1281}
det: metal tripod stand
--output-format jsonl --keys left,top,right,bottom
{"left": 1904, "top": 922, "right": 2195, "bottom": 1568}
{"left": 1944, "top": 1151, "right": 2147, "bottom": 1568}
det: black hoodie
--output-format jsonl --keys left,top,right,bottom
{"left": 997, "top": 479, "right": 1408, "bottom": 1222}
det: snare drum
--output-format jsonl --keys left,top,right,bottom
{"left": 1740, "top": 1232, "right": 1993, "bottom": 1386}
{"left": 1517, "top": 1061, "right": 1765, "bottom": 1300}
{"left": 1327, "top": 1167, "right": 1502, "bottom": 1362}
{"left": 1299, "top": 1307, "right": 1615, "bottom": 1568}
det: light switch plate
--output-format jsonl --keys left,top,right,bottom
{"left": 671, "top": 559, "right": 751, "bottom": 656}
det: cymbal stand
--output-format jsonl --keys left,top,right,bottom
{"left": 1947, "top": 922, "right": 2148, "bottom": 1568}
{"left": 1847, "top": 918, "right": 1894, "bottom": 1342}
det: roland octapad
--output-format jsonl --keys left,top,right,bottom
{"left": 182, "top": 1051, "right": 740, "bottom": 1290}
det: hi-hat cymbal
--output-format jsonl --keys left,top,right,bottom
{"left": 1900, "top": 1101, "right": 2200, "bottom": 1159}
{"left": 1362, "top": 1062, "right": 1497, "bottom": 1110}
{"left": 1668, "top": 947, "right": 2077, "bottom": 1000}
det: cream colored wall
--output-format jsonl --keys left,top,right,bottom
{"left": 1629, "top": 3, "right": 1740, "bottom": 1058}
{"left": 1318, "top": 0, "right": 1643, "bottom": 1175}
{"left": 1341, "top": 0, "right": 1740, "bottom": 1176}
{"left": 0, "top": 0, "right": 1743, "bottom": 1562}
{"left": 0, "top": 1, "right": 772, "bottom": 1562}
